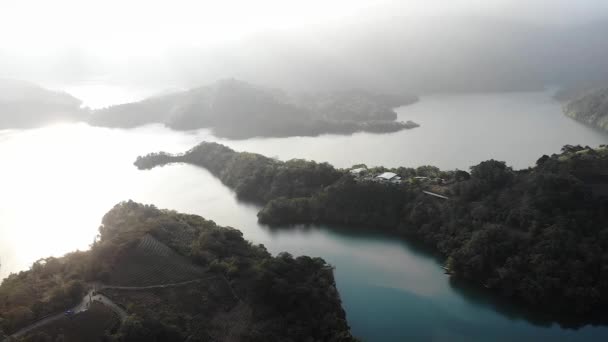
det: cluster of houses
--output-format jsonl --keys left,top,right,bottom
{"left": 349, "top": 167, "right": 444, "bottom": 185}
{"left": 349, "top": 167, "right": 403, "bottom": 184}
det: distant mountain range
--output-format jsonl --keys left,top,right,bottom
{"left": 0, "top": 79, "right": 85, "bottom": 128}
{"left": 88, "top": 79, "right": 419, "bottom": 138}
{"left": 0, "top": 78, "right": 419, "bottom": 138}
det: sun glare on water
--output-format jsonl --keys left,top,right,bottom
{"left": 0, "top": 123, "right": 204, "bottom": 279}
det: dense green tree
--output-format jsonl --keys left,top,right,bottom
{"left": 139, "top": 143, "right": 608, "bottom": 320}
{"left": 470, "top": 159, "right": 513, "bottom": 187}
{"left": 1, "top": 201, "right": 355, "bottom": 341}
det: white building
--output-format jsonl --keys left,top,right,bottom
{"left": 376, "top": 172, "right": 399, "bottom": 181}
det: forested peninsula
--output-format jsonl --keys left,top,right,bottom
{"left": 563, "top": 87, "right": 608, "bottom": 132}
{"left": 89, "top": 79, "right": 419, "bottom": 139}
{"left": 0, "top": 201, "right": 355, "bottom": 342}
{"left": 136, "top": 142, "right": 608, "bottom": 322}
{"left": 0, "top": 78, "right": 419, "bottom": 138}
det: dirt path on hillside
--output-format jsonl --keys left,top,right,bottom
{"left": 4, "top": 279, "right": 211, "bottom": 341}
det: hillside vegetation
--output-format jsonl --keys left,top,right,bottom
{"left": 106, "top": 234, "right": 206, "bottom": 287}
{"left": 136, "top": 142, "right": 608, "bottom": 322}
{"left": 135, "top": 142, "right": 345, "bottom": 203}
{"left": 0, "top": 201, "right": 355, "bottom": 341}
{"left": 564, "top": 87, "right": 608, "bottom": 132}
{"left": 90, "top": 79, "right": 418, "bottom": 138}
{"left": 19, "top": 302, "right": 119, "bottom": 342}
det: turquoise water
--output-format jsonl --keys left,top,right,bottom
{"left": 2, "top": 90, "right": 608, "bottom": 340}
{"left": 317, "top": 230, "right": 608, "bottom": 341}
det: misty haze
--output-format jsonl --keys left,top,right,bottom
{"left": 2, "top": 1, "right": 608, "bottom": 341}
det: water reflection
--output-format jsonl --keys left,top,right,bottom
{"left": 2, "top": 90, "right": 608, "bottom": 341}
{"left": 315, "top": 224, "right": 608, "bottom": 341}
{"left": 449, "top": 276, "right": 608, "bottom": 330}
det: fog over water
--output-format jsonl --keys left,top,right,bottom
{"left": 2, "top": 1, "right": 608, "bottom": 92}
{"left": 2, "top": 0, "right": 608, "bottom": 340}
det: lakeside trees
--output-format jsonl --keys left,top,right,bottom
{"left": 135, "top": 142, "right": 344, "bottom": 203}
{"left": 136, "top": 142, "right": 608, "bottom": 320}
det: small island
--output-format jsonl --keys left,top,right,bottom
{"left": 0, "top": 201, "right": 355, "bottom": 341}
{"left": 136, "top": 142, "right": 608, "bottom": 323}
{"left": 89, "top": 79, "right": 419, "bottom": 139}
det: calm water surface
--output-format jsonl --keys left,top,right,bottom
{"left": 1, "top": 90, "right": 608, "bottom": 341}
{"left": 223, "top": 90, "right": 608, "bottom": 170}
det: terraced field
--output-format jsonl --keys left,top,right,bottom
{"left": 108, "top": 234, "right": 206, "bottom": 286}
{"left": 101, "top": 277, "right": 249, "bottom": 340}
{"left": 21, "top": 302, "right": 119, "bottom": 342}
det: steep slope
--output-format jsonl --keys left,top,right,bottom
{"left": 106, "top": 234, "right": 206, "bottom": 287}
{"left": 0, "top": 201, "right": 355, "bottom": 341}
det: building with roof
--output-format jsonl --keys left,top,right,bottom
{"left": 376, "top": 172, "right": 400, "bottom": 182}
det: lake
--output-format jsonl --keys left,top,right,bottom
{"left": 1, "top": 90, "right": 607, "bottom": 341}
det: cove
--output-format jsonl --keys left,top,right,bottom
{"left": 1, "top": 90, "right": 608, "bottom": 340}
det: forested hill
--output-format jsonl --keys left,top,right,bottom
{"left": 0, "top": 79, "right": 85, "bottom": 129}
{"left": 0, "top": 201, "right": 355, "bottom": 341}
{"left": 135, "top": 141, "right": 345, "bottom": 203}
{"left": 89, "top": 79, "right": 419, "bottom": 139}
{"left": 564, "top": 87, "right": 608, "bottom": 132}
{"left": 136, "top": 142, "right": 608, "bottom": 321}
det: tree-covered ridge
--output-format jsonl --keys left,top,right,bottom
{"left": 136, "top": 142, "right": 608, "bottom": 321}
{"left": 135, "top": 142, "right": 344, "bottom": 203}
{"left": 563, "top": 87, "right": 608, "bottom": 132}
{"left": 0, "top": 201, "right": 355, "bottom": 341}
{"left": 262, "top": 146, "right": 608, "bottom": 316}
{"left": 90, "top": 79, "right": 419, "bottom": 139}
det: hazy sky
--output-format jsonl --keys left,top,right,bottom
{"left": 2, "top": 1, "right": 606, "bottom": 52}
{"left": 1, "top": 0, "right": 607, "bottom": 90}
{"left": 0, "top": 0, "right": 384, "bottom": 56}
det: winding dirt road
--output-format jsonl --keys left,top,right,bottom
{"left": 3, "top": 279, "right": 207, "bottom": 341}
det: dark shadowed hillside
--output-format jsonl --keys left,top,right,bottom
{"left": 136, "top": 142, "right": 608, "bottom": 323}
{"left": 0, "top": 201, "right": 355, "bottom": 342}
